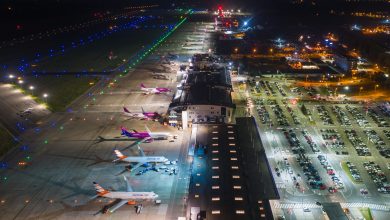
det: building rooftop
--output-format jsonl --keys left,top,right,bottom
{"left": 186, "top": 121, "right": 276, "bottom": 220}
{"left": 170, "top": 84, "right": 235, "bottom": 109}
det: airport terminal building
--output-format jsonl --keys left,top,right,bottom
{"left": 169, "top": 54, "right": 235, "bottom": 128}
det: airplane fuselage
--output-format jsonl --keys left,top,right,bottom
{"left": 102, "top": 192, "right": 158, "bottom": 200}
{"left": 122, "top": 156, "right": 168, "bottom": 163}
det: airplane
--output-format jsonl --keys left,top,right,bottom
{"left": 113, "top": 147, "right": 168, "bottom": 173}
{"left": 120, "top": 126, "right": 172, "bottom": 141}
{"left": 93, "top": 176, "right": 158, "bottom": 214}
{"left": 123, "top": 107, "right": 161, "bottom": 120}
{"left": 140, "top": 83, "right": 171, "bottom": 94}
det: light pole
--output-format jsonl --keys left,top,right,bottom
{"left": 29, "top": 86, "right": 34, "bottom": 96}
{"left": 43, "top": 93, "right": 48, "bottom": 103}
{"left": 359, "top": 86, "right": 363, "bottom": 96}
{"left": 374, "top": 84, "right": 379, "bottom": 92}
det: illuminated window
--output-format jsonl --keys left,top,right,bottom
{"left": 212, "top": 166, "right": 219, "bottom": 170}
{"left": 236, "top": 210, "right": 245, "bottom": 214}
{"left": 212, "top": 210, "right": 220, "bottom": 214}
{"left": 212, "top": 150, "right": 219, "bottom": 153}
{"left": 229, "top": 143, "right": 236, "bottom": 146}
{"left": 197, "top": 173, "right": 201, "bottom": 176}
{"left": 231, "top": 166, "right": 239, "bottom": 170}
{"left": 230, "top": 150, "right": 237, "bottom": 153}
{"left": 212, "top": 143, "right": 218, "bottom": 146}
{"left": 196, "top": 183, "right": 200, "bottom": 187}
{"left": 212, "top": 186, "right": 220, "bottom": 189}
{"left": 230, "top": 158, "right": 238, "bottom": 161}
{"left": 212, "top": 158, "right": 219, "bottom": 161}
{"left": 233, "top": 185, "right": 242, "bottom": 189}
{"left": 212, "top": 137, "right": 218, "bottom": 140}
{"left": 228, "top": 131, "right": 234, "bottom": 134}
{"left": 195, "top": 194, "right": 199, "bottom": 198}
{"left": 235, "top": 197, "right": 243, "bottom": 201}
{"left": 212, "top": 131, "right": 218, "bottom": 134}
{"left": 232, "top": 175, "right": 240, "bottom": 179}
{"left": 228, "top": 126, "right": 233, "bottom": 128}
{"left": 212, "top": 175, "right": 220, "bottom": 179}
{"left": 228, "top": 137, "right": 235, "bottom": 140}
{"left": 212, "top": 197, "right": 220, "bottom": 201}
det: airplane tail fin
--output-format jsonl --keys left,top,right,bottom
{"left": 93, "top": 182, "right": 109, "bottom": 196}
{"left": 123, "top": 107, "right": 130, "bottom": 113}
{"left": 140, "top": 83, "right": 146, "bottom": 88}
{"left": 120, "top": 126, "right": 130, "bottom": 136}
{"left": 114, "top": 150, "right": 127, "bottom": 161}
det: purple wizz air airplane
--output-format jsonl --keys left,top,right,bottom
{"left": 123, "top": 107, "right": 161, "bottom": 120}
{"left": 140, "top": 83, "right": 171, "bottom": 94}
{"left": 120, "top": 126, "right": 172, "bottom": 142}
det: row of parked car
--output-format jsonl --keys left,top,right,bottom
{"left": 274, "top": 82, "right": 287, "bottom": 97}
{"left": 321, "top": 129, "right": 346, "bottom": 150}
{"left": 317, "top": 155, "right": 344, "bottom": 191}
{"left": 364, "top": 129, "right": 390, "bottom": 158}
{"left": 316, "top": 105, "right": 334, "bottom": 125}
{"left": 256, "top": 105, "right": 271, "bottom": 124}
{"left": 345, "top": 105, "right": 369, "bottom": 127}
{"left": 296, "top": 154, "right": 326, "bottom": 190}
{"left": 331, "top": 105, "right": 351, "bottom": 126}
{"left": 283, "top": 129, "right": 305, "bottom": 154}
{"left": 368, "top": 108, "right": 389, "bottom": 127}
{"left": 345, "top": 161, "right": 363, "bottom": 182}
{"left": 363, "top": 161, "right": 390, "bottom": 194}
{"left": 271, "top": 103, "right": 289, "bottom": 126}
{"left": 302, "top": 129, "right": 320, "bottom": 153}
{"left": 345, "top": 129, "right": 371, "bottom": 156}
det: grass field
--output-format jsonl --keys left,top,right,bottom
{"left": 359, "top": 207, "right": 373, "bottom": 220}
{"left": 22, "top": 75, "right": 99, "bottom": 112}
{"left": 0, "top": 127, "right": 18, "bottom": 156}
{"left": 16, "top": 28, "right": 167, "bottom": 112}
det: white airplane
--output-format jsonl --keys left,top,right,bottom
{"left": 140, "top": 83, "right": 170, "bottom": 95}
{"left": 122, "top": 107, "right": 160, "bottom": 120}
{"left": 113, "top": 147, "right": 168, "bottom": 172}
{"left": 93, "top": 176, "right": 158, "bottom": 214}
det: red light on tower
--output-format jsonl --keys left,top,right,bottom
{"left": 218, "top": 5, "right": 223, "bottom": 17}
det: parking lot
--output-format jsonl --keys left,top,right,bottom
{"left": 233, "top": 76, "right": 390, "bottom": 218}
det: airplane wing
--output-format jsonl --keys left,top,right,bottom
{"left": 137, "top": 145, "right": 146, "bottom": 157}
{"left": 145, "top": 125, "right": 152, "bottom": 134}
{"left": 107, "top": 199, "right": 128, "bottom": 213}
{"left": 130, "top": 162, "right": 143, "bottom": 172}
{"left": 123, "top": 175, "right": 133, "bottom": 192}
{"left": 115, "top": 162, "right": 144, "bottom": 176}
{"left": 121, "top": 138, "right": 150, "bottom": 151}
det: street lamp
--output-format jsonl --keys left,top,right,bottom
{"left": 359, "top": 86, "right": 363, "bottom": 96}
{"left": 375, "top": 84, "right": 379, "bottom": 91}
{"left": 29, "top": 86, "right": 34, "bottom": 96}
{"left": 43, "top": 93, "right": 48, "bottom": 103}
{"left": 18, "top": 80, "right": 24, "bottom": 84}
{"left": 8, "top": 74, "right": 15, "bottom": 79}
